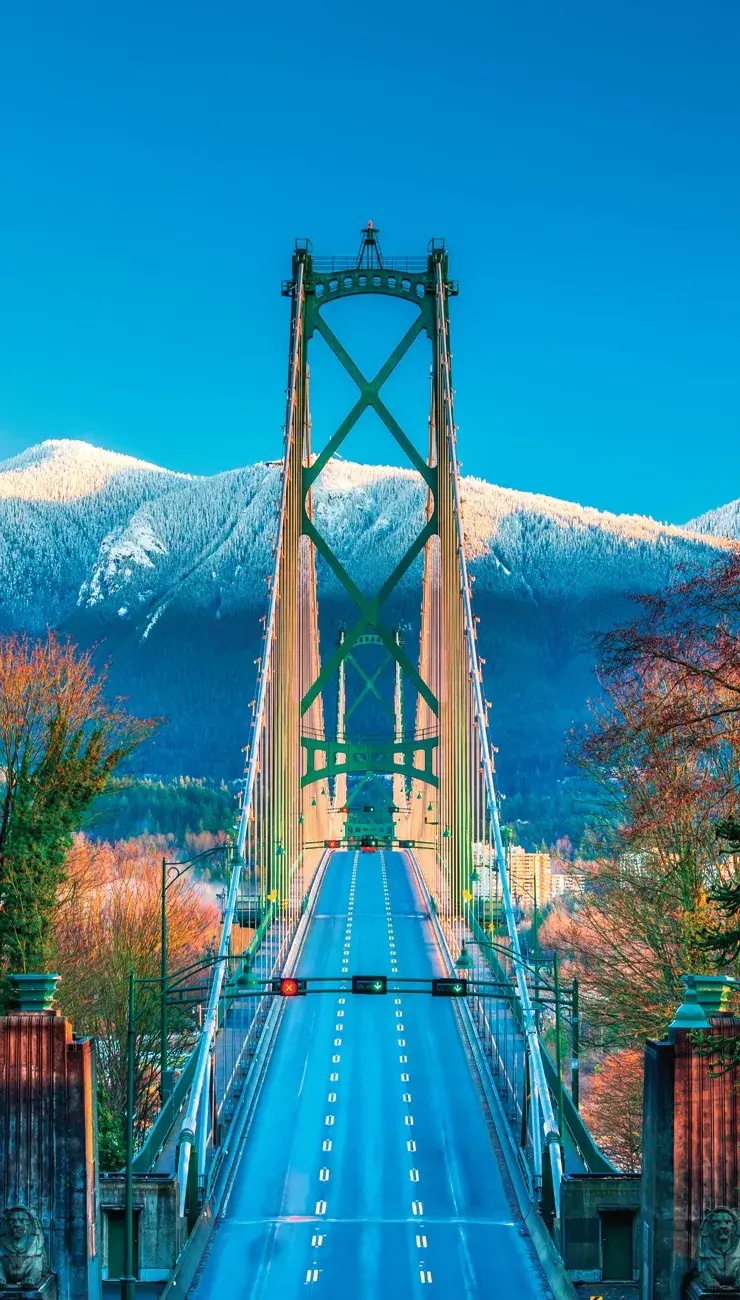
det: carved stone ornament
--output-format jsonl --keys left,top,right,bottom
{"left": 0, "top": 1206, "right": 48, "bottom": 1287}
{"left": 697, "top": 1207, "right": 740, "bottom": 1292}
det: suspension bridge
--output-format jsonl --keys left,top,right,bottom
{"left": 118, "top": 227, "right": 620, "bottom": 1300}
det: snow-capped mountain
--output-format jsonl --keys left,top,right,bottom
{"left": 1, "top": 438, "right": 737, "bottom": 805}
{"left": 0, "top": 440, "right": 190, "bottom": 632}
{"left": 687, "top": 499, "right": 740, "bottom": 541}
{"left": 0, "top": 438, "right": 183, "bottom": 502}
{"left": 1, "top": 439, "right": 734, "bottom": 637}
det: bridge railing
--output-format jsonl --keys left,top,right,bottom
{"left": 435, "top": 256, "right": 566, "bottom": 1226}
{"left": 174, "top": 252, "right": 325, "bottom": 1215}
{"left": 463, "top": 908, "right": 617, "bottom": 1178}
{"left": 311, "top": 254, "right": 429, "bottom": 273}
{"left": 133, "top": 893, "right": 291, "bottom": 1178}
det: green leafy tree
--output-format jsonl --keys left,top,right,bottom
{"left": 703, "top": 819, "right": 740, "bottom": 962}
{"left": 97, "top": 1081, "right": 126, "bottom": 1172}
{"left": 0, "top": 634, "right": 156, "bottom": 983}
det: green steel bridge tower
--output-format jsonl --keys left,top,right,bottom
{"left": 171, "top": 225, "right": 565, "bottom": 1246}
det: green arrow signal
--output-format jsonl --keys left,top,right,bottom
{"left": 431, "top": 977, "right": 468, "bottom": 997}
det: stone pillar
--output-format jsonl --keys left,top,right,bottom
{"left": 641, "top": 981, "right": 740, "bottom": 1299}
{"left": 0, "top": 978, "right": 101, "bottom": 1300}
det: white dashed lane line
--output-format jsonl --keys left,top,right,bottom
{"left": 305, "top": 852, "right": 360, "bottom": 1287}
{"left": 380, "top": 851, "right": 434, "bottom": 1287}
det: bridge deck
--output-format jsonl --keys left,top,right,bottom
{"left": 188, "top": 849, "right": 550, "bottom": 1298}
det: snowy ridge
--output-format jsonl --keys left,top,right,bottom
{"left": 78, "top": 465, "right": 280, "bottom": 625}
{"left": 687, "top": 499, "right": 740, "bottom": 541}
{"left": 0, "top": 437, "right": 737, "bottom": 637}
{"left": 0, "top": 439, "right": 192, "bottom": 632}
{"left": 79, "top": 511, "right": 168, "bottom": 608}
{"left": 0, "top": 438, "right": 186, "bottom": 501}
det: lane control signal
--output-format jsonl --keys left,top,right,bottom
{"left": 432, "top": 978, "right": 468, "bottom": 997}
{"left": 352, "top": 975, "right": 387, "bottom": 995}
{"left": 274, "top": 977, "right": 307, "bottom": 997}
{"left": 398, "top": 839, "right": 415, "bottom": 848}
{"left": 324, "top": 839, "right": 340, "bottom": 848}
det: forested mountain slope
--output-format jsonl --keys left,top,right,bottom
{"left": 2, "top": 438, "right": 736, "bottom": 843}
{"left": 688, "top": 498, "right": 740, "bottom": 541}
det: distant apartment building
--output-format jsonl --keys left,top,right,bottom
{"left": 471, "top": 843, "right": 584, "bottom": 908}
{"left": 507, "top": 845, "right": 552, "bottom": 909}
{"left": 471, "top": 843, "right": 553, "bottom": 908}
{"left": 550, "top": 864, "right": 585, "bottom": 899}
{"left": 550, "top": 869, "right": 568, "bottom": 899}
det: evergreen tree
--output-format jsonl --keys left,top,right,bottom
{"left": 702, "top": 819, "right": 740, "bottom": 963}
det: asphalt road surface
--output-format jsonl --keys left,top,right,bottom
{"left": 189, "top": 849, "right": 549, "bottom": 1299}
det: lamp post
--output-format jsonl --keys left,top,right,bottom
{"left": 571, "top": 976, "right": 580, "bottom": 1110}
{"left": 123, "top": 950, "right": 263, "bottom": 1298}
{"left": 122, "top": 970, "right": 136, "bottom": 1300}
{"left": 469, "top": 929, "right": 579, "bottom": 1106}
{"left": 553, "top": 952, "right": 565, "bottom": 1163}
{"left": 160, "top": 843, "right": 229, "bottom": 1101}
{"left": 532, "top": 872, "right": 540, "bottom": 1032}
{"left": 504, "top": 876, "right": 541, "bottom": 1030}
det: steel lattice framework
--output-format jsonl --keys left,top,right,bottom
{"left": 287, "top": 227, "right": 475, "bottom": 893}
{"left": 175, "top": 227, "right": 564, "bottom": 1230}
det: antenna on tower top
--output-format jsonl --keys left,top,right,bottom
{"left": 356, "top": 222, "right": 383, "bottom": 270}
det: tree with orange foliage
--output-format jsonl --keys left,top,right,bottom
{"left": 53, "top": 835, "right": 219, "bottom": 1147}
{"left": 0, "top": 634, "right": 155, "bottom": 981}
{"left": 549, "top": 557, "right": 740, "bottom": 1051}
{"left": 582, "top": 1048, "right": 644, "bottom": 1173}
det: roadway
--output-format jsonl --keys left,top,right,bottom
{"left": 189, "top": 848, "right": 550, "bottom": 1298}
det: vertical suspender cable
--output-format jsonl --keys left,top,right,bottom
{"left": 176, "top": 260, "right": 305, "bottom": 1215}
{"left": 434, "top": 259, "right": 563, "bottom": 1219}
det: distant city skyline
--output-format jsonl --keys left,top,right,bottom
{"left": 0, "top": 0, "right": 738, "bottom": 523}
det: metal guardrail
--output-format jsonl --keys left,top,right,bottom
{"left": 175, "top": 258, "right": 312, "bottom": 1214}
{"left": 133, "top": 905, "right": 277, "bottom": 1173}
{"left": 436, "top": 256, "right": 565, "bottom": 1222}
{"left": 311, "top": 255, "right": 429, "bottom": 273}
{"left": 465, "top": 912, "right": 617, "bottom": 1177}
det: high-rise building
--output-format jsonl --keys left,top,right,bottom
{"left": 507, "top": 845, "right": 552, "bottom": 909}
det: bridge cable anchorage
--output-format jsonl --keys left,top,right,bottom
{"left": 434, "top": 257, "right": 564, "bottom": 1220}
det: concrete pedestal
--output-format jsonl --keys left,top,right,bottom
{"left": 0, "top": 1012, "right": 100, "bottom": 1300}
{"left": 0, "top": 1274, "right": 58, "bottom": 1299}
{"left": 641, "top": 1016, "right": 740, "bottom": 1300}
{"left": 685, "top": 1283, "right": 740, "bottom": 1300}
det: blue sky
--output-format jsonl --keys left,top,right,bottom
{"left": 0, "top": 0, "right": 738, "bottom": 522}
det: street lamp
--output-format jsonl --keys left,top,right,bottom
{"left": 455, "top": 943, "right": 474, "bottom": 973}
{"left": 160, "top": 843, "right": 230, "bottom": 1100}
{"left": 122, "top": 970, "right": 136, "bottom": 1300}
{"left": 470, "top": 928, "right": 580, "bottom": 1114}
{"left": 123, "top": 949, "right": 265, "bottom": 1298}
